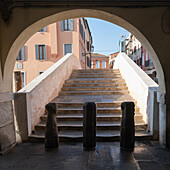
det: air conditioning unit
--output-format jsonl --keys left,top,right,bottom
{"left": 16, "top": 63, "right": 23, "bottom": 69}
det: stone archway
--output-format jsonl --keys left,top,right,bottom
{"left": 0, "top": 7, "right": 168, "bottom": 153}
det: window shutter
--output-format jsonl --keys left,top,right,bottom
{"left": 44, "top": 45, "right": 47, "bottom": 60}
{"left": 69, "top": 44, "right": 72, "bottom": 53}
{"left": 64, "top": 44, "right": 66, "bottom": 55}
{"left": 35, "top": 45, "right": 39, "bottom": 60}
{"left": 70, "top": 19, "right": 74, "bottom": 31}
{"left": 61, "top": 21, "right": 64, "bottom": 31}
{"left": 64, "top": 20, "right": 67, "bottom": 30}
{"left": 43, "top": 27, "right": 47, "bottom": 32}
{"left": 40, "top": 46, "right": 42, "bottom": 60}
{"left": 21, "top": 46, "right": 25, "bottom": 60}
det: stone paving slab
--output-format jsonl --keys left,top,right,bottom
{"left": 1, "top": 142, "right": 170, "bottom": 170}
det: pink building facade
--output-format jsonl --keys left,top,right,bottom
{"left": 13, "top": 18, "right": 92, "bottom": 92}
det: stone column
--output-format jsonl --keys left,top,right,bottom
{"left": 0, "top": 92, "right": 16, "bottom": 154}
{"left": 120, "top": 102, "right": 135, "bottom": 150}
{"left": 45, "top": 103, "right": 59, "bottom": 150}
{"left": 157, "top": 92, "right": 170, "bottom": 148}
{"left": 157, "top": 92, "right": 166, "bottom": 146}
{"left": 83, "top": 102, "right": 96, "bottom": 150}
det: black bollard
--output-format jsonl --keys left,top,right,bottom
{"left": 45, "top": 103, "right": 59, "bottom": 150}
{"left": 120, "top": 102, "right": 135, "bottom": 150}
{"left": 83, "top": 102, "right": 96, "bottom": 150}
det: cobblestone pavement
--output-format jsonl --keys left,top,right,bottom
{"left": 0, "top": 141, "right": 170, "bottom": 170}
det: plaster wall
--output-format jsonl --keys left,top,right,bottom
{"left": 14, "top": 18, "right": 85, "bottom": 87}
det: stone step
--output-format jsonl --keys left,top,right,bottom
{"left": 71, "top": 72, "right": 121, "bottom": 76}
{"left": 65, "top": 78, "right": 125, "bottom": 84}
{"left": 30, "top": 68, "right": 148, "bottom": 143}
{"left": 70, "top": 75, "right": 122, "bottom": 79}
{"left": 61, "top": 86, "right": 128, "bottom": 91}
{"left": 56, "top": 101, "right": 137, "bottom": 108}
{"left": 29, "top": 130, "right": 152, "bottom": 142}
{"left": 63, "top": 82, "right": 127, "bottom": 87}
{"left": 57, "top": 106, "right": 140, "bottom": 114}
{"left": 40, "top": 113, "right": 143, "bottom": 121}
{"left": 59, "top": 90, "right": 129, "bottom": 95}
{"left": 35, "top": 120, "right": 147, "bottom": 131}
{"left": 72, "top": 69, "right": 120, "bottom": 73}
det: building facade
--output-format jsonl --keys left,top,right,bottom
{"left": 121, "top": 33, "right": 156, "bottom": 81}
{"left": 91, "top": 53, "right": 109, "bottom": 69}
{"left": 109, "top": 52, "right": 119, "bottom": 69}
{"left": 13, "top": 18, "right": 92, "bottom": 92}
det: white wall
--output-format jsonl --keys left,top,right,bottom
{"left": 114, "top": 52, "right": 159, "bottom": 135}
{"left": 14, "top": 53, "right": 81, "bottom": 141}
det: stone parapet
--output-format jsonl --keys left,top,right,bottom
{"left": 14, "top": 53, "right": 81, "bottom": 141}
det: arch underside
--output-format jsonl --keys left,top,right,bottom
{"left": 3, "top": 8, "right": 165, "bottom": 94}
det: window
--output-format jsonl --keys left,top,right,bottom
{"left": 61, "top": 19, "right": 74, "bottom": 31}
{"left": 102, "top": 61, "right": 106, "bottom": 68}
{"left": 91, "top": 61, "right": 93, "bottom": 68}
{"left": 35, "top": 45, "right": 46, "bottom": 60}
{"left": 16, "top": 46, "right": 25, "bottom": 60}
{"left": 38, "top": 27, "right": 47, "bottom": 32}
{"left": 134, "top": 46, "right": 136, "bottom": 53}
{"left": 87, "top": 41, "right": 90, "bottom": 51}
{"left": 146, "top": 52, "right": 149, "bottom": 61}
{"left": 96, "top": 60, "right": 100, "bottom": 68}
{"left": 142, "top": 53, "right": 145, "bottom": 66}
{"left": 64, "top": 44, "right": 72, "bottom": 55}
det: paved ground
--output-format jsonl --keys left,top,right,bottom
{"left": 1, "top": 141, "right": 170, "bottom": 170}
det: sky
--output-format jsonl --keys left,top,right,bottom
{"left": 85, "top": 18, "right": 129, "bottom": 56}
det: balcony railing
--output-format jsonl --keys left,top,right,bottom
{"left": 145, "top": 60, "right": 154, "bottom": 68}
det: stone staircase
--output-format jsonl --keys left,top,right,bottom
{"left": 29, "top": 69, "right": 151, "bottom": 142}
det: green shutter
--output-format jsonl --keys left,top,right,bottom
{"left": 70, "top": 19, "right": 74, "bottom": 31}
{"left": 35, "top": 45, "right": 39, "bottom": 60}
{"left": 21, "top": 46, "right": 25, "bottom": 60}
{"left": 61, "top": 21, "right": 64, "bottom": 31}
{"left": 44, "top": 45, "right": 47, "bottom": 60}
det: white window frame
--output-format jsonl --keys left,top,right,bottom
{"left": 63, "top": 44, "right": 73, "bottom": 56}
